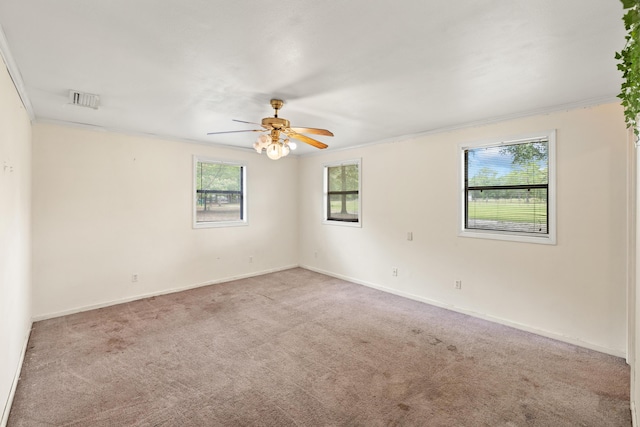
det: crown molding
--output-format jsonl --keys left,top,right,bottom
{"left": 299, "top": 96, "right": 621, "bottom": 158}
{"left": 0, "top": 23, "right": 35, "bottom": 121}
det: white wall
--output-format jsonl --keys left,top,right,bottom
{"left": 31, "top": 123, "right": 298, "bottom": 318}
{"left": 0, "top": 56, "right": 32, "bottom": 423}
{"left": 29, "top": 103, "right": 630, "bottom": 355}
{"left": 299, "top": 103, "right": 628, "bottom": 356}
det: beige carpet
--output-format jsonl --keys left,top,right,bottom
{"left": 8, "top": 268, "right": 630, "bottom": 426}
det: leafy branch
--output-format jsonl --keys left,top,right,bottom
{"left": 616, "top": 0, "right": 640, "bottom": 140}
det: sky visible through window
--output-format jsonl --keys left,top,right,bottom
{"left": 467, "top": 141, "right": 548, "bottom": 185}
{"left": 467, "top": 150, "right": 514, "bottom": 177}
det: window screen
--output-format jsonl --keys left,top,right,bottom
{"left": 464, "top": 139, "right": 549, "bottom": 235}
{"left": 195, "top": 160, "right": 245, "bottom": 225}
{"left": 326, "top": 162, "right": 359, "bottom": 223}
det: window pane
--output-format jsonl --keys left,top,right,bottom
{"left": 467, "top": 141, "right": 548, "bottom": 187}
{"left": 465, "top": 139, "right": 549, "bottom": 236}
{"left": 325, "top": 161, "right": 360, "bottom": 225}
{"left": 328, "top": 193, "right": 359, "bottom": 221}
{"left": 196, "top": 162, "right": 243, "bottom": 223}
{"left": 328, "top": 164, "right": 359, "bottom": 191}
{"left": 467, "top": 188, "right": 547, "bottom": 234}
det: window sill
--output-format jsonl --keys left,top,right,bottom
{"left": 193, "top": 221, "right": 248, "bottom": 229}
{"left": 323, "top": 219, "right": 362, "bottom": 228}
{"left": 458, "top": 229, "right": 556, "bottom": 245}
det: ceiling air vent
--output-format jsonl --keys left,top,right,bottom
{"left": 69, "top": 90, "right": 99, "bottom": 109}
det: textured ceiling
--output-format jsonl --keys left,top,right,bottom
{"left": 0, "top": 1, "right": 626, "bottom": 155}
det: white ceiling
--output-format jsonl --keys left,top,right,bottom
{"left": 0, "top": 1, "right": 626, "bottom": 156}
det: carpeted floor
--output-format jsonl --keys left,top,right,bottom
{"left": 8, "top": 268, "right": 631, "bottom": 426}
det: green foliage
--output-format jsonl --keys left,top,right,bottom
{"left": 197, "top": 162, "right": 241, "bottom": 191}
{"left": 499, "top": 142, "right": 547, "bottom": 166}
{"left": 471, "top": 167, "right": 500, "bottom": 186}
{"left": 468, "top": 164, "right": 547, "bottom": 188}
{"left": 616, "top": 0, "right": 640, "bottom": 139}
{"left": 328, "top": 164, "right": 359, "bottom": 191}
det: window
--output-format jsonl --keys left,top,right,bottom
{"left": 194, "top": 157, "right": 246, "bottom": 228}
{"left": 460, "top": 131, "right": 556, "bottom": 244}
{"left": 324, "top": 159, "right": 361, "bottom": 226}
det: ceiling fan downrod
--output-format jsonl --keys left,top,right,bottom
{"left": 270, "top": 99, "right": 284, "bottom": 118}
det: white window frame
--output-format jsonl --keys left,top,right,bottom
{"left": 193, "top": 156, "right": 248, "bottom": 229}
{"left": 458, "top": 130, "right": 556, "bottom": 245}
{"left": 323, "top": 158, "right": 362, "bottom": 227}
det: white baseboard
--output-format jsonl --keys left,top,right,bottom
{"left": 301, "top": 265, "right": 626, "bottom": 358}
{"left": 632, "top": 401, "right": 637, "bottom": 427}
{"left": 32, "top": 265, "right": 299, "bottom": 321}
{"left": 1, "top": 321, "right": 32, "bottom": 427}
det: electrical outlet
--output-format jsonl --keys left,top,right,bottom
{"left": 249, "top": 256, "right": 253, "bottom": 263}
{"left": 392, "top": 267, "right": 398, "bottom": 277}
{"left": 407, "top": 232, "right": 413, "bottom": 241}
{"left": 314, "top": 251, "right": 318, "bottom": 258}
{"left": 455, "top": 280, "right": 462, "bottom": 289}
{"left": 132, "top": 274, "right": 138, "bottom": 283}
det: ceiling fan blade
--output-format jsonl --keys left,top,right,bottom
{"left": 287, "top": 132, "right": 328, "bottom": 149}
{"left": 207, "top": 129, "right": 262, "bottom": 135}
{"left": 232, "top": 119, "right": 266, "bottom": 126}
{"left": 289, "top": 127, "right": 334, "bottom": 137}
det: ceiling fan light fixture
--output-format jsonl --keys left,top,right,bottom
{"left": 254, "top": 134, "right": 273, "bottom": 153}
{"left": 266, "top": 142, "right": 282, "bottom": 160}
{"left": 281, "top": 143, "right": 290, "bottom": 157}
{"left": 253, "top": 141, "right": 263, "bottom": 153}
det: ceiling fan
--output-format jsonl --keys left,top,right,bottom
{"left": 207, "top": 99, "right": 333, "bottom": 160}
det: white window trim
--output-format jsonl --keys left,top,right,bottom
{"left": 323, "top": 158, "right": 362, "bottom": 227}
{"left": 193, "top": 155, "right": 248, "bottom": 229}
{"left": 458, "top": 130, "right": 556, "bottom": 245}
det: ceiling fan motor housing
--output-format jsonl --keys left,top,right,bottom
{"left": 262, "top": 117, "right": 290, "bottom": 129}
